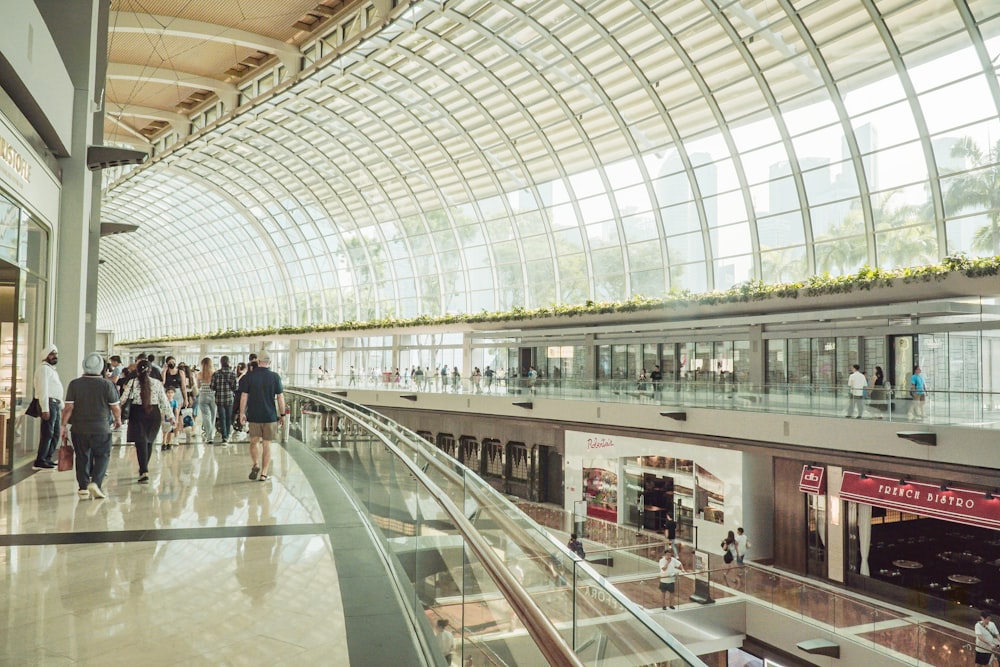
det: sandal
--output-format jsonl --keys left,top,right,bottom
{"left": 249, "top": 465, "right": 260, "bottom": 481}
{"left": 259, "top": 474, "right": 269, "bottom": 482}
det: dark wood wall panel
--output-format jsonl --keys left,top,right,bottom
{"left": 773, "top": 457, "right": 807, "bottom": 574}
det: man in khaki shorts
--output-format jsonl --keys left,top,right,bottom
{"left": 238, "top": 352, "right": 285, "bottom": 482}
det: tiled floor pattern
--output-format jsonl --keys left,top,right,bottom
{"left": 0, "top": 439, "right": 393, "bottom": 666}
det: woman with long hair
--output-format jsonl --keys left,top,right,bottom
{"left": 721, "top": 529, "right": 739, "bottom": 587}
{"left": 121, "top": 359, "right": 173, "bottom": 483}
{"left": 197, "top": 357, "right": 217, "bottom": 443}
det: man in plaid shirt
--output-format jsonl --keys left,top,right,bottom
{"left": 210, "top": 355, "right": 238, "bottom": 443}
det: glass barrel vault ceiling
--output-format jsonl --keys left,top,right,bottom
{"left": 97, "top": 0, "right": 1000, "bottom": 341}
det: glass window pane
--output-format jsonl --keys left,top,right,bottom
{"left": 667, "top": 231, "right": 706, "bottom": 264}
{"left": 758, "top": 211, "right": 806, "bottom": 249}
{"left": 919, "top": 76, "right": 997, "bottom": 134}
{"left": 761, "top": 246, "right": 808, "bottom": 283}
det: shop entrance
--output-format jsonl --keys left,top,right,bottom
{"left": 0, "top": 261, "right": 44, "bottom": 470}
{"left": 806, "top": 493, "right": 827, "bottom": 577}
{"left": 889, "top": 335, "right": 917, "bottom": 393}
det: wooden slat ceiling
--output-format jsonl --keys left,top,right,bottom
{"left": 106, "top": 0, "right": 351, "bottom": 144}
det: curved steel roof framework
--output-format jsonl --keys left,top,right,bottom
{"left": 97, "top": 0, "right": 1000, "bottom": 341}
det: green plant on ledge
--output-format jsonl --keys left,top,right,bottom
{"left": 118, "top": 255, "right": 1000, "bottom": 346}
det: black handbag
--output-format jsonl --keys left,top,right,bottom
{"left": 25, "top": 397, "right": 41, "bottom": 418}
{"left": 120, "top": 380, "right": 135, "bottom": 421}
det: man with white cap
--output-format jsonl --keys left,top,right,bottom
{"left": 32, "top": 344, "right": 64, "bottom": 470}
{"left": 61, "top": 353, "right": 122, "bottom": 499}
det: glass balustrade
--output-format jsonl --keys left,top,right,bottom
{"left": 289, "top": 388, "right": 703, "bottom": 667}
{"left": 285, "top": 374, "right": 1000, "bottom": 430}
{"left": 514, "top": 499, "right": 979, "bottom": 667}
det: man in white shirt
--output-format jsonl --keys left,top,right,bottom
{"left": 436, "top": 619, "right": 455, "bottom": 665}
{"left": 32, "top": 344, "right": 64, "bottom": 470}
{"left": 735, "top": 527, "right": 749, "bottom": 565}
{"left": 845, "top": 364, "right": 868, "bottom": 419}
{"left": 975, "top": 611, "right": 999, "bottom": 666}
{"left": 659, "top": 547, "right": 684, "bottom": 610}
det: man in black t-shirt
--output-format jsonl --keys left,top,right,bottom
{"left": 238, "top": 352, "right": 285, "bottom": 482}
{"left": 650, "top": 365, "right": 663, "bottom": 399}
{"left": 61, "top": 353, "right": 122, "bottom": 499}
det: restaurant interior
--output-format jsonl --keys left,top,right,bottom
{"left": 862, "top": 510, "right": 1000, "bottom": 618}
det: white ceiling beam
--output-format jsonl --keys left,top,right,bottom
{"left": 105, "top": 103, "right": 190, "bottom": 139}
{"left": 107, "top": 103, "right": 188, "bottom": 125}
{"left": 104, "top": 114, "right": 153, "bottom": 146}
{"left": 109, "top": 12, "right": 302, "bottom": 75}
{"left": 106, "top": 63, "right": 238, "bottom": 108}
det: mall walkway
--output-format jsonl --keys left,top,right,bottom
{"left": 0, "top": 436, "right": 424, "bottom": 666}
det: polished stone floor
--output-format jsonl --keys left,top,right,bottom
{"left": 0, "top": 437, "right": 420, "bottom": 666}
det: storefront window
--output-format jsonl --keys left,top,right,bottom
{"left": 583, "top": 467, "right": 618, "bottom": 522}
{"left": 766, "top": 339, "right": 786, "bottom": 384}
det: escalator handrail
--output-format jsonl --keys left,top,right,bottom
{"left": 290, "top": 388, "right": 585, "bottom": 667}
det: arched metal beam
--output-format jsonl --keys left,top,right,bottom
{"left": 109, "top": 12, "right": 302, "bottom": 74}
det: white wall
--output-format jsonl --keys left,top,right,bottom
{"left": 0, "top": 2, "right": 75, "bottom": 152}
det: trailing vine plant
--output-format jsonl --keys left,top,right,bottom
{"left": 120, "top": 254, "right": 1000, "bottom": 346}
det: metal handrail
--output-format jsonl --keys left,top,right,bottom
{"left": 293, "top": 386, "right": 706, "bottom": 666}
{"left": 289, "top": 388, "right": 584, "bottom": 667}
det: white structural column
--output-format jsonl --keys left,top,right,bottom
{"left": 36, "top": 0, "right": 107, "bottom": 373}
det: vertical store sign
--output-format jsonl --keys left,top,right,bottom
{"left": 798, "top": 466, "right": 826, "bottom": 494}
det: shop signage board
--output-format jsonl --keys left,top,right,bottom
{"left": 840, "top": 471, "right": 1000, "bottom": 530}
{"left": 799, "top": 466, "right": 826, "bottom": 494}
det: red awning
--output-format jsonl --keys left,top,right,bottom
{"left": 840, "top": 471, "right": 1000, "bottom": 530}
{"left": 799, "top": 466, "right": 826, "bottom": 494}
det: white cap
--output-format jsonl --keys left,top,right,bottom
{"left": 42, "top": 344, "right": 58, "bottom": 358}
{"left": 82, "top": 352, "right": 104, "bottom": 375}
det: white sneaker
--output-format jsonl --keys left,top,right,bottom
{"left": 87, "top": 482, "right": 106, "bottom": 499}
{"left": 77, "top": 489, "right": 90, "bottom": 499}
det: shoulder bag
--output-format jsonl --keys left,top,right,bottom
{"left": 25, "top": 397, "right": 41, "bottom": 418}
{"left": 120, "top": 379, "right": 136, "bottom": 421}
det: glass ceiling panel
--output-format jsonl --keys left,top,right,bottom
{"left": 97, "top": 0, "right": 1000, "bottom": 340}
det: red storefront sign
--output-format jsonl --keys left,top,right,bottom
{"left": 840, "top": 471, "right": 1000, "bottom": 530}
{"left": 799, "top": 466, "right": 826, "bottom": 494}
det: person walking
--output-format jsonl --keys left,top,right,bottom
{"left": 32, "top": 344, "right": 64, "bottom": 470}
{"left": 870, "top": 365, "right": 889, "bottom": 417}
{"left": 974, "top": 611, "right": 999, "bottom": 666}
{"left": 210, "top": 356, "right": 238, "bottom": 444}
{"left": 196, "top": 357, "right": 217, "bottom": 443}
{"left": 909, "top": 365, "right": 927, "bottom": 419}
{"left": 659, "top": 547, "right": 684, "bottom": 610}
{"left": 650, "top": 364, "right": 663, "bottom": 400}
{"left": 238, "top": 352, "right": 286, "bottom": 482}
{"left": 61, "top": 353, "right": 121, "bottom": 499}
{"left": 845, "top": 363, "right": 868, "bottom": 419}
{"left": 735, "top": 527, "right": 749, "bottom": 564}
{"left": 121, "top": 359, "right": 173, "bottom": 484}
{"left": 721, "top": 529, "right": 739, "bottom": 586}
{"left": 436, "top": 619, "right": 455, "bottom": 666}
